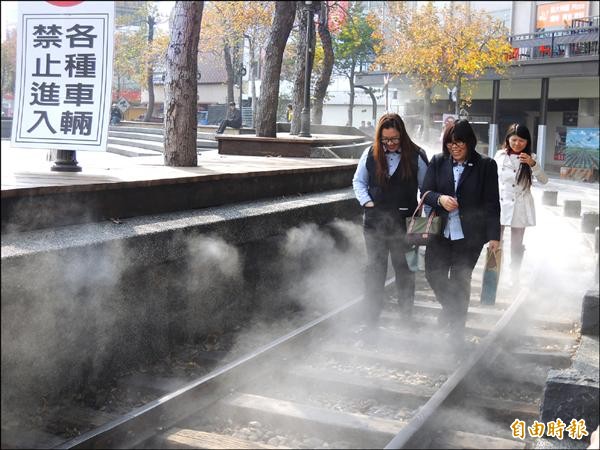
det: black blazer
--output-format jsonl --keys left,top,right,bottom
{"left": 422, "top": 150, "right": 501, "bottom": 246}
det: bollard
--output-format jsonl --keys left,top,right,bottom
{"left": 581, "top": 290, "right": 599, "bottom": 336}
{"left": 581, "top": 212, "right": 599, "bottom": 234}
{"left": 542, "top": 190, "right": 558, "bottom": 206}
{"left": 563, "top": 199, "right": 581, "bottom": 217}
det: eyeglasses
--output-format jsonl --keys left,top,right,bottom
{"left": 380, "top": 138, "right": 401, "bottom": 145}
{"left": 446, "top": 141, "right": 466, "bottom": 148}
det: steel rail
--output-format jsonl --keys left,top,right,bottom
{"left": 383, "top": 285, "right": 529, "bottom": 449}
{"left": 53, "top": 280, "right": 390, "bottom": 449}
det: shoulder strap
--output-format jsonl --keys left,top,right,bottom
{"left": 411, "top": 191, "right": 434, "bottom": 219}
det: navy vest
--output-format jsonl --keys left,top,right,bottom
{"left": 365, "top": 148, "right": 419, "bottom": 214}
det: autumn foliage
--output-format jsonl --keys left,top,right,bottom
{"left": 378, "top": 2, "right": 512, "bottom": 111}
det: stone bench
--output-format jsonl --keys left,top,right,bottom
{"left": 197, "top": 125, "right": 255, "bottom": 135}
{"left": 217, "top": 134, "right": 369, "bottom": 158}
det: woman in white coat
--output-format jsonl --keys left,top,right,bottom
{"left": 494, "top": 123, "right": 548, "bottom": 281}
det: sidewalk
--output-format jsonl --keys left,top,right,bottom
{"left": 518, "top": 176, "right": 598, "bottom": 321}
{"left": 0, "top": 138, "right": 358, "bottom": 232}
{"left": 0, "top": 138, "right": 357, "bottom": 191}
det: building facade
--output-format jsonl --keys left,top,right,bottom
{"left": 356, "top": 1, "right": 599, "bottom": 176}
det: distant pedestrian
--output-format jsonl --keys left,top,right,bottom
{"left": 110, "top": 104, "right": 122, "bottom": 125}
{"left": 286, "top": 104, "right": 293, "bottom": 122}
{"left": 358, "top": 120, "right": 368, "bottom": 135}
{"left": 421, "top": 119, "right": 500, "bottom": 346}
{"left": 216, "top": 102, "right": 242, "bottom": 134}
{"left": 365, "top": 121, "right": 375, "bottom": 137}
{"left": 494, "top": 123, "right": 548, "bottom": 286}
{"left": 352, "top": 113, "right": 429, "bottom": 330}
{"left": 439, "top": 115, "right": 456, "bottom": 142}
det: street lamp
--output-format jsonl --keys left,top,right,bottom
{"left": 298, "top": 1, "right": 315, "bottom": 137}
{"left": 238, "top": 64, "right": 246, "bottom": 120}
{"left": 51, "top": 149, "right": 82, "bottom": 172}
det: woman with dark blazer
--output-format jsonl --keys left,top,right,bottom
{"left": 421, "top": 119, "right": 500, "bottom": 343}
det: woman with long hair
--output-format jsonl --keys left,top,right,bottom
{"left": 421, "top": 119, "right": 500, "bottom": 345}
{"left": 352, "top": 113, "right": 429, "bottom": 330}
{"left": 494, "top": 123, "right": 548, "bottom": 283}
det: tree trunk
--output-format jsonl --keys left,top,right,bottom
{"left": 346, "top": 64, "right": 356, "bottom": 127}
{"left": 249, "top": 38, "right": 257, "bottom": 127}
{"left": 164, "top": 1, "right": 203, "bottom": 167}
{"left": 454, "top": 75, "right": 462, "bottom": 116}
{"left": 355, "top": 85, "right": 377, "bottom": 123}
{"left": 224, "top": 44, "right": 234, "bottom": 104}
{"left": 233, "top": 42, "right": 243, "bottom": 109}
{"left": 255, "top": 2, "right": 296, "bottom": 137}
{"left": 423, "top": 87, "right": 432, "bottom": 142}
{"left": 312, "top": 1, "right": 333, "bottom": 126}
{"left": 143, "top": 15, "right": 156, "bottom": 122}
{"left": 116, "top": 75, "right": 122, "bottom": 102}
{"left": 290, "top": 3, "right": 308, "bottom": 135}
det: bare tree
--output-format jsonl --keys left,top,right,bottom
{"left": 143, "top": 14, "right": 156, "bottom": 121}
{"left": 355, "top": 85, "right": 377, "bottom": 123}
{"left": 255, "top": 2, "right": 296, "bottom": 137}
{"left": 312, "top": 1, "right": 333, "bottom": 125}
{"left": 223, "top": 43, "right": 235, "bottom": 104}
{"left": 164, "top": 1, "right": 203, "bottom": 167}
{"left": 289, "top": 3, "right": 308, "bottom": 135}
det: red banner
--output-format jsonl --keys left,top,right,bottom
{"left": 536, "top": 1, "right": 588, "bottom": 29}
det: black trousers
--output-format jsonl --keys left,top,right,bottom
{"left": 217, "top": 119, "right": 241, "bottom": 134}
{"left": 424, "top": 237, "right": 482, "bottom": 330}
{"left": 362, "top": 209, "right": 414, "bottom": 325}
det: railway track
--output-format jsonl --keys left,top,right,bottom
{"left": 1, "top": 245, "right": 579, "bottom": 450}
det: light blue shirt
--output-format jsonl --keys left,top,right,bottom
{"left": 444, "top": 162, "right": 465, "bottom": 240}
{"left": 352, "top": 147, "right": 428, "bottom": 206}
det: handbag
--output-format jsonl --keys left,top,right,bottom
{"left": 481, "top": 246, "right": 502, "bottom": 305}
{"left": 405, "top": 191, "right": 442, "bottom": 246}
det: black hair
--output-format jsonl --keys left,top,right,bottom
{"left": 442, "top": 119, "right": 477, "bottom": 157}
{"left": 504, "top": 123, "right": 533, "bottom": 188}
{"left": 372, "top": 113, "right": 420, "bottom": 185}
